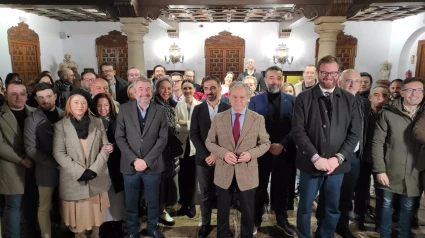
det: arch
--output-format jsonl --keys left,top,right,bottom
{"left": 397, "top": 26, "right": 425, "bottom": 78}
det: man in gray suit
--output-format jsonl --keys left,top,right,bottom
{"left": 115, "top": 77, "right": 168, "bottom": 238}
{"left": 24, "top": 83, "right": 63, "bottom": 238}
{"left": 0, "top": 81, "right": 34, "bottom": 238}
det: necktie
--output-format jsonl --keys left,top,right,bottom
{"left": 233, "top": 113, "right": 241, "bottom": 144}
{"left": 324, "top": 91, "right": 332, "bottom": 120}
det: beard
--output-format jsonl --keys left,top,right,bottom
{"left": 40, "top": 103, "right": 55, "bottom": 111}
{"left": 267, "top": 85, "right": 280, "bottom": 94}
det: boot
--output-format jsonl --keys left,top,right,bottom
{"left": 91, "top": 226, "right": 100, "bottom": 238}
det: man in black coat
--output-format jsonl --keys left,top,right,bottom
{"left": 115, "top": 77, "right": 168, "bottom": 238}
{"left": 190, "top": 76, "right": 231, "bottom": 238}
{"left": 292, "top": 55, "right": 360, "bottom": 238}
{"left": 100, "top": 62, "right": 129, "bottom": 104}
{"left": 236, "top": 59, "right": 267, "bottom": 93}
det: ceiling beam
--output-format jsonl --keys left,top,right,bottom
{"left": 140, "top": 0, "right": 328, "bottom": 5}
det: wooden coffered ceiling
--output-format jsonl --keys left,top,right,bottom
{"left": 1, "top": 0, "right": 425, "bottom": 22}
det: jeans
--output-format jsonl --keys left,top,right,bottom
{"left": 296, "top": 171, "right": 344, "bottom": 238}
{"left": 4, "top": 194, "right": 22, "bottom": 238}
{"left": 124, "top": 171, "right": 161, "bottom": 235}
{"left": 380, "top": 190, "right": 415, "bottom": 238}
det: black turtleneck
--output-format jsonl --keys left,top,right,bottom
{"left": 43, "top": 108, "right": 59, "bottom": 124}
{"left": 267, "top": 91, "right": 281, "bottom": 143}
{"left": 11, "top": 108, "right": 27, "bottom": 133}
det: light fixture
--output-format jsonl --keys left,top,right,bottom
{"left": 273, "top": 43, "right": 293, "bottom": 65}
{"left": 164, "top": 42, "right": 184, "bottom": 64}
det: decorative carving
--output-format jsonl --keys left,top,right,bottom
{"left": 7, "top": 22, "right": 39, "bottom": 42}
{"left": 113, "top": 0, "right": 139, "bottom": 17}
{"left": 297, "top": 5, "right": 319, "bottom": 19}
{"left": 205, "top": 31, "right": 245, "bottom": 46}
{"left": 336, "top": 31, "right": 357, "bottom": 46}
{"left": 347, "top": 4, "right": 370, "bottom": 18}
{"left": 95, "top": 30, "right": 127, "bottom": 47}
{"left": 326, "top": 0, "right": 353, "bottom": 16}
{"left": 316, "top": 31, "right": 357, "bottom": 70}
{"left": 139, "top": 5, "right": 167, "bottom": 20}
{"left": 60, "top": 53, "right": 78, "bottom": 71}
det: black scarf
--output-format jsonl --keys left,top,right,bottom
{"left": 70, "top": 113, "right": 91, "bottom": 139}
{"left": 153, "top": 94, "right": 177, "bottom": 136}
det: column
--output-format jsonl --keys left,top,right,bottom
{"left": 120, "top": 17, "right": 149, "bottom": 76}
{"left": 314, "top": 16, "right": 346, "bottom": 60}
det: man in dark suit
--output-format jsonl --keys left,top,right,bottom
{"left": 100, "top": 62, "right": 129, "bottom": 104}
{"left": 248, "top": 66, "right": 296, "bottom": 236}
{"left": 292, "top": 55, "right": 360, "bottom": 238}
{"left": 190, "top": 76, "right": 231, "bottom": 238}
{"left": 115, "top": 77, "right": 168, "bottom": 238}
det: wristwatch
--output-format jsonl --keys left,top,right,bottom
{"left": 336, "top": 153, "right": 345, "bottom": 164}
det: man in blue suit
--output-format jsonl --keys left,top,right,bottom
{"left": 248, "top": 66, "right": 296, "bottom": 236}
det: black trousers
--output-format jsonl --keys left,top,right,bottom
{"left": 197, "top": 165, "right": 216, "bottom": 225}
{"left": 255, "top": 152, "right": 295, "bottom": 224}
{"left": 23, "top": 166, "right": 40, "bottom": 238}
{"left": 178, "top": 155, "right": 197, "bottom": 207}
{"left": 217, "top": 178, "right": 256, "bottom": 238}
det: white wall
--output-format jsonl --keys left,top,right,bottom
{"left": 406, "top": 32, "right": 425, "bottom": 76}
{"left": 0, "top": 8, "right": 63, "bottom": 80}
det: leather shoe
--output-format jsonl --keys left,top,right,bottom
{"left": 198, "top": 224, "right": 212, "bottom": 238}
{"left": 148, "top": 229, "right": 165, "bottom": 238}
{"left": 187, "top": 205, "right": 196, "bottom": 218}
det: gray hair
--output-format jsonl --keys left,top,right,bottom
{"left": 155, "top": 76, "right": 174, "bottom": 94}
{"left": 132, "top": 76, "right": 152, "bottom": 92}
{"left": 243, "top": 75, "right": 257, "bottom": 85}
{"left": 370, "top": 84, "right": 390, "bottom": 96}
{"left": 229, "top": 81, "right": 251, "bottom": 96}
{"left": 127, "top": 66, "right": 141, "bottom": 75}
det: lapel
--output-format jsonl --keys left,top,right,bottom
{"left": 130, "top": 101, "right": 142, "bottom": 137}
{"left": 189, "top": 97, "right": 200, "bottom": 119}
{"left": 141, "top": 102, "right": 158, "bottom": 138}
{"left": 217, "top": 100, "right": 229, "bottom": 113}
{"left": 84, "top": 115, "right": 98, "bottom": 159}
{"left": 1, "top": 104, "right": 19, "bottom": 135}
{"left": 258, "top": 92, "right": 271, "bottom": 118}
{"left": 222, "top": 110, "right": 236, "bottom": 149}
{"left": 236, "top": 110, "right": 255, "bottom": 149}
{"left": 179, "top": 101, "right": 188, "bottom": 121}
{"left": 63, "top": 117, "right": 86, "bottom": 164}
{"left": 280, "top": 92, "right": 288, "bottom": 118}
{"left": 201, "top": 102, "right": 212, "bottom": 125}
{"left": 33, "top": 108, "right": 52, "bottom": 136}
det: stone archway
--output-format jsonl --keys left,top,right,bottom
{"left": 398, "top": 26, "right": 425, "bottom": 78}
{"left": 204, "top": 31, "right": 245, "bottom": 82}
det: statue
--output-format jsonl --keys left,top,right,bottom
{"left": 60, "top": 53, "right": 78, "bottom": 71}
{"left": 380, "top": 61, "right": 391, "bottom": 81}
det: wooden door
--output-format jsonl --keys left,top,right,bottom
{"left": 8, "top": 22, "right": 41, "bottom": 87}
{"left": 205, "top": 31, "right": 245, "bottom": 82}
{"left": 96, "top": 30, "right": 128, "bottom": 79}
{"left": 316, "top": 31, "right": 357, "bottom": 71}
{"left": 415, "top": 40, "right": 425, "bottom": 79}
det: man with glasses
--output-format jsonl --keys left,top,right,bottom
{"left": 372, "top": 77, "right": 424, "bottom": 238}
{"left": 171, "top": 72, "right": 184, "bottom": 102}
{"left": 55, "top": 68, "right": 75, "bottom": 109}
{"left": 80, "top": 70, "right": 97, "bottom": 95}
{"left": 292, "top": 55, "right": 360, "bottom": 238}
{"left": 184, "top": 69, "right": 202, "bottom": 92}
{"left": 100, "top": 62, "right": 129, "bottom": 104}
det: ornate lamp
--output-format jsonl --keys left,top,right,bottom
{"left": 165, "top": 42, "right": 184, "bottom": 64}
{"left": 273, "top": 43, "right": 293, "bottom": 65}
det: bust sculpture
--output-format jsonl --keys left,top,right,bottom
{"left": 60, "top": 53, "right": 78, "bottom": 71}
{"left": 380, "top": 61, "right": 391, "bottom": 81}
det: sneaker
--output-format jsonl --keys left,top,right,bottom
{"left": 159, "top": 211, "right": 175, "bottom": 226}
{"left": 276, "top": 221, "right": 295, "bottom": 237}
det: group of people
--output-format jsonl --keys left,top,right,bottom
{"left": 0, "top": 54, "right": 424, "bottom": 238}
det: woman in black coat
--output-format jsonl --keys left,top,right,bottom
{"left": 93, "top": 93, "right": 125, "bottom": 238}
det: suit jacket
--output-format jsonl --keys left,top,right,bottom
{"left": 175, "top": 97, "right": 201, "bottom": 157}
{"left": 114, "top": 75, "right": 130, "bottom": 104}
{"left": 24, "top": 107, "right": 63, "bottom": 187}
{"left": 0, "top": 104, "right": 34, "bottom": 195}
{"left": 205, "top": 109, "right": 270, "bottom": 191}
{"left": 190, "top": 99, "right": 231, "bottom": 167}
{"left": 248, "top": 91, "right": 295, "bottom": 151}
{"left": 53, "top": 115, "right": 111, "bottom": 200}
{"left": 236, "top": 70, "right": 267, "bottom": 92}
{"left": 292, "top": 84, "right": 360, "bottom": 176}
{"left": 115, "top": 100, "right": 168, "bottom": 174}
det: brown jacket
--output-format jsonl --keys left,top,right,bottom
{"left": 0, "top": 104, "right": 34, "bottom": 195}
{"left": 413, "top": 107, "right": 425, "bottom": 172}
{"left": 53, "top": 115, "right": 111, "bottom": 201}
{"left": 205, "top": 109, "right": 270, "bottom": 191}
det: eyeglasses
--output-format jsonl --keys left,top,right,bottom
{"left": 320, "top": 71, "right": 339, "bottom": 77}
{"left": 345, "top": 79, "right": 361, "bottom": 84}
{"left": 402, "top": 88, "right": 424, "bottom": 94}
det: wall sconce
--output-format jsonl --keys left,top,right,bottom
{"left": 273, "top": 43, "right": 293, "bottom": 65}
{"left": 164, "top": 42, "right": 184, "bottom": 64}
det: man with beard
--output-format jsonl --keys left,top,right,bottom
{"left": 24, "top": 83, "right": 63, "bottom": 238}
{"left": 294, "top": 64, "right": 318, "bottom": 95}
{"left": 292, "top": 55, "right": 360, "bottom": 238}
{"left": 115, "top": 77, "right": 168, "bottom": 238}
{"left": 100, "top": 62, "right": 129, "bottom": 104}
{"left": 190, "top": 76, "right": 231, "bottom": 238}
{"left": 55, "top": 68, "right": 75, "bottom": 109}
{"left": 236, "top": 59, "right": 267, "bottom": 92}
{"left": 359, "top": 72, "right": 373, "bottom": 99}
{"left": 184, "top": 69, "right": 202, "bottom": 92}
{"left": 248, "top": 66, "right": 296, "bottom": 236}
{"left": 389, "top": 78, "right": 402, "bottom": 102}
{"left": 152, "top": 65, "right": 166, "bottom": 91}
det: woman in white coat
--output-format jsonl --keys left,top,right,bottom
{"left": 175, "top": 80, "right": 201, "bottom": 218}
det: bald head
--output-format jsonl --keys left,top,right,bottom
{"left": 61, "top": 68, "right": 75, "bottom": 84}
{"left": 246, "top": 59, "right": 255, "bottom": 71}
{"left": 338, "top": 69, "right": 361, "bottom": 95}
{"left": 91, "top": 78, "right": 110, "bottom": 97}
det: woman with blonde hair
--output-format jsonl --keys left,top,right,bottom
{"left": 53, "top": 90, "right": 113, "bottom": 238}
{"left": 281, "top": 82, "right": 296, "bottom": 96}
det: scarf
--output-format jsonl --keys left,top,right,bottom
{"left": 70, "top": 113, "right": 91, "bottom": 139}
{"left": 154, "top": 94, "right": 176, "bottom": 136}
